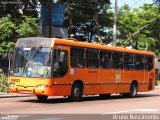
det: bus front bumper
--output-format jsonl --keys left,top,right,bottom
{"left": 9, "top": 84, "right": 51, "bottom": 96}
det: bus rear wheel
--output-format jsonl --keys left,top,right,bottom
{"left": 69, "top": 82, "right": 83, "bottom": 102}
{"left": 36, "top": 95, "right": 48, "bottom": 102}
{"left": 123, "top": 83, "right": 138, "bottom": 98}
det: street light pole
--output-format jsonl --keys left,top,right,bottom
{"left": 113, "top": 0, "right": 118, "bottom": 46}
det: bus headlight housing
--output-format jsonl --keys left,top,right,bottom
{"left": 37, "top": 85, "right": 48, "bottom": 89}
{"left": 9, "top": 83, "right": 16, "bottom": 87}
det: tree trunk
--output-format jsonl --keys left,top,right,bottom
{"left": 23, "top": 0, "right": 30, "bottom": 15}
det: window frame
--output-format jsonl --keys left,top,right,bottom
{"left": 70, "top": 47, "right": 85, "bottom": 68}
{"left": 112, "top": 52, "right": 124, "bottom": 70}
{"left": 86, "top": 48, "right": 100, "bottom": 68}
{"left": 100, "top": 50, "right": 113, "bottom": 69}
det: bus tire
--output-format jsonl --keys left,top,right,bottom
{"left": 99, "top": 94, "right": 111, "bottom": 98}
{"left": 36, "top": 95, "right": 48, "bottom": 102}
{"left": 70, "top": 82, "right": 83, "bottom": 102}
{"left": 123, "top": 83, "right": 138, "bottom": 98}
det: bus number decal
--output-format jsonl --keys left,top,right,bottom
{"left": 70, "top": 69, "right": 76, "bottom": 75}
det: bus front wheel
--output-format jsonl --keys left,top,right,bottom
{"left": 69, "top": 82, "right": 83, "bottom": 102}
{"left": 36, "top": 95, "right": 48, "bottom": 102}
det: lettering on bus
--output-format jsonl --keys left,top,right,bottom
{"left": 88, "top": 70, "right": 97, "bottom": 73}
{"left": 11, "top": 79, "right": 20, "bottom": 83}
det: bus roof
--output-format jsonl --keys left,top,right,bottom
{"left": 16, "top": 37, "right": 53, "bottom": 47}
{"left": 16, "top": 37, "right": 155, "bottom": 56}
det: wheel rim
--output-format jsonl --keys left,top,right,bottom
{"left": 74, "top": 88, "right": 80, "bottom": 97}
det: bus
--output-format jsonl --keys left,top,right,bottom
{"left": 9, "top": 37, "right": 155, "bottom": 102}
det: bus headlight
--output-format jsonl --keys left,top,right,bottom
{"left": 9, "top": 83, "right": 16, "bottom": 87}
{"left": 37, "top": 85, "right": 48, "bottom": 89}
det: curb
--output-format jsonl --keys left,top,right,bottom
{"left": 0, "top": 93, "right": 32, "bottom": 98}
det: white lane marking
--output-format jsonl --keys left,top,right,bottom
{"left": 38, "top": 118, "right": 63, "bottom": 120}
{"left": 107, "top": 109, "right": 159, "bottom": 114}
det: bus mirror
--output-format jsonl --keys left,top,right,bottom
{"left": 59, "top": 51, "right": 65, "bottom": 62}
{"left": 8, "top": 52, "right": 13, "bottom": 60}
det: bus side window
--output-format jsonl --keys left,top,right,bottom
{"left": 70, "top": 47, "right": 85, "bottom": 68}
{"left": 100, "top": 51, "right": 112, "bottom": 69}
{"left": 113, "top": 52, "right": 123, "bottom": 69}
{"left": 145, "top": 56, "right": 153, "bottom": 71}
{"left": 134, "top": 54, "right": 145, "bottom": 70}
{"left": 124, "top": 53, "right": 133, "bottom": 70}
{"left": 86, "top": 49, "right": 99, "bottom": 68}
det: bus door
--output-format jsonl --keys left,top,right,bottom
{"left": 52, "top": 45, "right": 69, "bottom": 85}
{"left": 112, "top": 52, "right": 124, "bottom": 93}
{"left": 100, "top": 51, "right": 115, "bottom": 93}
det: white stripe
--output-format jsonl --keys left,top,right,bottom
{"left": 107, "top": 109, "right": 159, "bottom": 114}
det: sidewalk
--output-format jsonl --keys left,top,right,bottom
{"left": 0, "top": 92, "right": 32, "bottom": 98}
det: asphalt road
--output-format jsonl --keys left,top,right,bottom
{"left": 0, "top": 87, "right": 160, "bottom": 120}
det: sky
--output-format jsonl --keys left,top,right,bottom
{"left": 110, "top": 0, "right": 154, "bottom": 8}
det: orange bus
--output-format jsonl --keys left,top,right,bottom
{"left": 9, "top": 37, "right": 155, "bottom": 102}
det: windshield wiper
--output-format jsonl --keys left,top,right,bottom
{"left": 31, "top": 46, "right": 42, "bottom": 59}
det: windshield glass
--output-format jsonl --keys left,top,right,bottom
{"left": 12, "top": 47, "right": 51, "bottom": 78}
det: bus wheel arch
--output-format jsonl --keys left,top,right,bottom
{"left": 69, "top": 80, "right": 84, "bottom": 102}
{"left": 123, "top": 80, "right": 138, "bottom": 98}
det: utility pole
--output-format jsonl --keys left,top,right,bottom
{"left": 113, "top": 0, "right": 118, "bottom": 46}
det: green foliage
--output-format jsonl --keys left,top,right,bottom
{"left": 16, "top": 16, "right": 40, "bottom": 38}
{"left": 63, "top": 0, "right": 112, "bottom": 42}
{"left": 0, "top": 15, "right": 15, "bottom": 41}
{"left": 0, "top": 70, "right": 8, "bottom": 93}
{"left": 0, "top": 15, "right": 16, "bottom": 54}
{"left": 0, "top": 0, "right": 39, "bottom": 19}
{"left": 117, "top": 4, "right": 159, "bottom": 53}
{"left": 0, "top": 15, "right": 40, "bottom": 55}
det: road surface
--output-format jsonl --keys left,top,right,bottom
{"left": 0, "top": 87, "right": 160, "bottom": 120}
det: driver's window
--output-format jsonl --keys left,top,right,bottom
{"left": 53, "top": 49, "right": 68, "bottom": 77}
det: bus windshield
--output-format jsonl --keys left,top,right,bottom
{"left": 12, "top": 47, "right": 51, "bottom": 78}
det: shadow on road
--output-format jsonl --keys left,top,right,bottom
{"left": 19, "top": 93, "right": 160, "bottom": 104}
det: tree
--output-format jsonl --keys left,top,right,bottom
{"left": 117, "top": 4, "right": 159, "bottom": 53}
{"left": 0, "top": 15, "right": 15, "bottom": 55}
{"left": 64, "top": 0, "right": 112, "bottom": 42}
{"left": 0, "top": 0, "right": 39, "bottom": 19}
{"left": 16, "top": 16, "right": 40, "bottom": 38}
{"left": 154, "top": 0, "right": 160, "bottom": 6}
{"left": 0, "top": 15, "right": 40, "bottom": 56}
